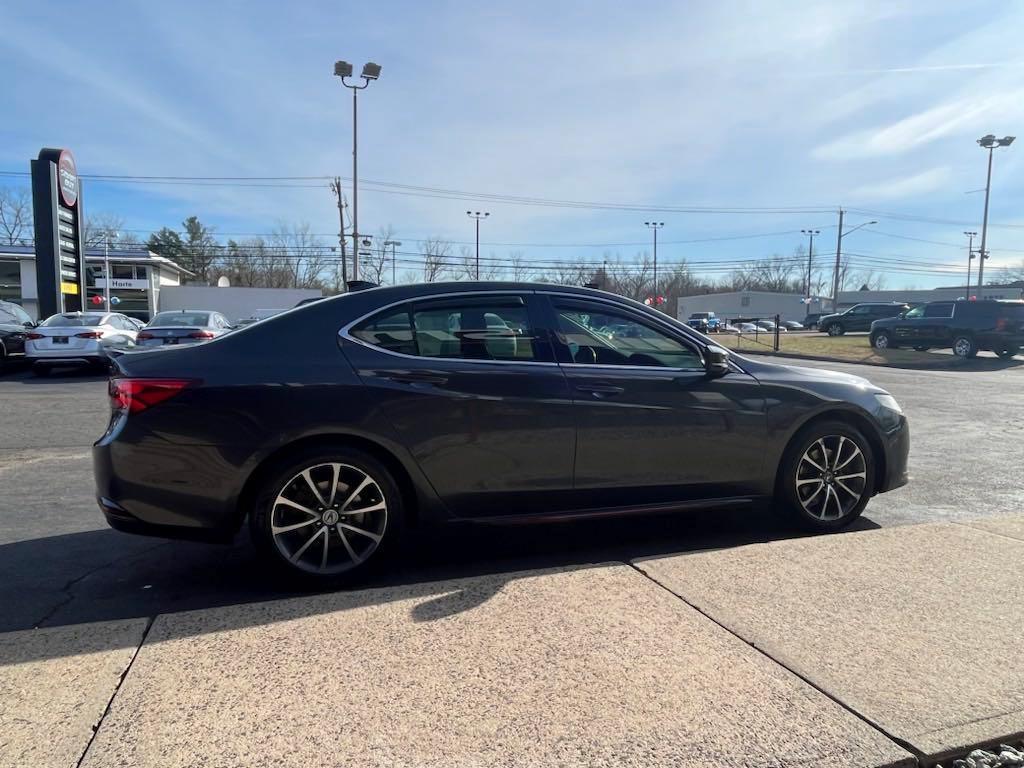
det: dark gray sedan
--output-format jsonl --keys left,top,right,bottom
{"left": 136, "top": 310, "right": 233, "bottom": 347}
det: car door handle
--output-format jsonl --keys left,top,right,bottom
{"left": 575, "top": 383, "right": 625, "bottom": 398}
{"left": 382, "top": 372, "right": 448, "bottom": 386}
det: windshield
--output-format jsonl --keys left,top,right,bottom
{"left": 41, "top": 314, "right": 108, "bottom": 327}
{"left": 149, "top": 312, "right": 212, "bottom": 327}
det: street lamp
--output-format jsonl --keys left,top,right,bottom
{"left": 644, "top": 221, "right": 664, "bottom": 307}
{"left": 466, "top": 211, "right": 489, "bottom": 279}
{"left": 830, "top": 213, "right": 876, "bottom": 311}
{"left": 334, "top": 60, "right": 382, "bottom": 281}
{"left": 975, "top": 134, "right": 1014, "bottom": 295}
{"left": 801, "top": 229, "right": 820, "bottom": 302}
{"left": 963, "top": 231, "right": 977, "bottom": 296}
{"left": 384, "top": 239, "right": 401, "bottom": 284}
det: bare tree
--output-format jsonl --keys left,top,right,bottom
{"left": 420, "top": 238, "right": 452, "bottom": 282}
{"left": 269, "top": 222, "right": 327, "bottom": 289}
{"left": 1002, "top": 261, "right": 1024, "bottom": 282}
{"left": 0, "top": 187, "right": 32, "bottom": 245}
{"left": 852, "top": 269, "right": 887, "bottom": 291}
{"left": 508, "top": 251, "right": 534, "bottom": 282}
{"left": 360, "top": 225, "right": 398, "bottom": 285}
{"left": 83, "top": 214, "right": 126, "bottom": 248}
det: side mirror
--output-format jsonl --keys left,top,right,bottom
{"left": 705, "top": 345, "right": 730, "bottom": 378}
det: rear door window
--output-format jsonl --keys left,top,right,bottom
{"left": 350, "top": 309, "right": 417, "bottom": 356}
{"left": 411, "top": 297, "right": 539, "bottom": 361}
{"left": 924, "top": 303, "right": 954, "bottom": 318}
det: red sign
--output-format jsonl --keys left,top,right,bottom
{"left": 58, "top": 150, "right": 78, "bottom": 207}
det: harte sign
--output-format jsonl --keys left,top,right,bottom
{"left": 31, "top": 148, "right": 87, "bottom": 317}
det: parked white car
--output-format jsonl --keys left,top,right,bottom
{"left": 26, "top": 311, "right": 138, "bottom": 375}
{"left": 136, "top": 310, "right": 233, "bottom": 348}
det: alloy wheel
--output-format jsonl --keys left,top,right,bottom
{"left": 270, "top": 462, "right": 388, "bottom": 574}
{"left": 954, "top": 337, "right": 972, "bottom": 358}
{"left": 873, "top": 333, "right": 890, "bottom": 349}
{"left": 795, "top": 435, "right": 867, "bottom": 521}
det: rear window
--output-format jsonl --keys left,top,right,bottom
{"left": 41, "top": 314, "right": 107, "bottom": 327}
{"left": 148, "top": 312, "right": 212, "bottom": 327}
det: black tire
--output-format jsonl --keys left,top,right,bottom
{"left": 913, "top": 346, "right": 930, "bottom": 352}
{"left": 952, "top": 335, "right": 978, "bottom": 359}
{"left": 996, "top": 346, "right": 1019, "bottom": 359}
{"left": 31, "top": 363, "right": 50, "bottom": 377}
{"left": 871, "top": 331, "right": 894, "bottom": 350}
{"left": 249, "top": 445, "right": 405, "bottom": 585}
{"left": 826, "top": 323, "right": 844, "bottom": 337}
{"left": 777, "top": 420, "right": 875, "bottom": 532}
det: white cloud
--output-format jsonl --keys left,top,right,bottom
{"left": 848, "top": 167, "right": 953, "bottom": 201}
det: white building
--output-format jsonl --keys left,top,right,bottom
{"left": 676, "top": 291, "right": 827, "bottom": 324}
{"left": 0, "top": 245, "right": 192, "bottom": 321}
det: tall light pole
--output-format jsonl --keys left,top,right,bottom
{"left": 466, "top": 211, "right": 489, "bottom": 279}
{"left": 975, "top": 134, "right": 1014, "bottom": 296}
{"left": 644, "top": 221, "right": 664, "bottom": 306}
{"left": 103, "top": 231, "right": 118, "bottom": 309}
{"left": 334, "top": 60, "right": 382, "bottom": 281}
{"left": 830, "top": 212, "right": 876, "bottom": 311}
{"left": 801, "top": 229, "right": 820, "bottom": 302}
{"left": 384, "top": 239, "right": 401, "bottom": 284}
{"left": 963, "top": 231, "right": 977, "bottom": 296}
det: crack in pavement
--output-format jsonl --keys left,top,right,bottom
{"left": 31, "top": 541, "right": 171, "bottom": 628}
{"left": 73, "top": 616, "right": 155, "bottom": 768}
{"left": 625, "top": 560, "right": 925, "bottom": 762}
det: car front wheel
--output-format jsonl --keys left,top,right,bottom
{"left": 826, "top": 323, "right": 844, "bottom": 336}
{"left": 779, "top": 421, "right": 875, "bottom": 532}
{"left": 250, "top": 447, "right": 403, "bottom": 584}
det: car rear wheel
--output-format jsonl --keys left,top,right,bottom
{"left": 871, "top": 331, "right": 893, "bottom": 349}
{"left": 826, "top": 323, "right": 844, "bottom": 336}
{"left": 778, "top": 421, "right": 875, "bottom": 532}
{"left": 952, "top": 335, "right": 978, "bottom": 359}
{"left": 250, "top": 447, "right": 404, "bottom": 584}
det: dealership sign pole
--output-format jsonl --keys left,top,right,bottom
{"left": 30, "top": 148, "right": 87, "bottom": 318}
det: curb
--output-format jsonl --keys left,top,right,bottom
{"left": 733, "top": 347, "right": 978, "bottom": 371}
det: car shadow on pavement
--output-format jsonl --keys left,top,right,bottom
{"left": 0, "top": 507, "right": 880, "bottom": 664}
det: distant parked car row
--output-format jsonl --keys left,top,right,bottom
{"left": 688, "top": 311, "right": 806, "bottom": 335}
{"left": 21, "top": 309, "right": 235, "bottom": 376}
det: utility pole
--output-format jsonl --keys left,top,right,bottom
{"left": 801, "top": 229, "right": 819, "bottom": 302}
{"left": 329, "top": 177, "right": 348, "bottom": 291}
{"left": 466, "top": 211, "right": 489, "bottom": 279}
{"left": 831, "top": 209, "right": 844, "bottom": 312}
{"left": 975, "top": 135, "right": 1014, "bottom": 297}
{"left": 644, "top": 221, "right": 664, "bottom": 307}
{"left": 964, "top": 231, "right": 977, "bottom": 297}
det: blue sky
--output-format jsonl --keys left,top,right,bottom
{"left": 2, "top": 0, "right": 1024, "bottom": 288}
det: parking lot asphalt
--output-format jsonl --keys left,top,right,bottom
{"left": 1, "top": 356, "right": 1022, "bottom": 635}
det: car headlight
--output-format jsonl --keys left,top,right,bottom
{"left": 874, "top": 393, "right": 902, "bottom": 414}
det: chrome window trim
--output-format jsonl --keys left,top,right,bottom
{"left": 338, "top": 289, "right": 561, "bottom": 367}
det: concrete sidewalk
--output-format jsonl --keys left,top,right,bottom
{"left": 639, "top": 518, "right": 1024, "bottom": 764}
{"left": 2, "top": 517, "right": 1022, "bottom": 768}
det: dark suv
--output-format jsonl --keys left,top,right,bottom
{"left": 818, "top": 303, "right": 909, "bottom": 336}
{"left": 870, "top": 299, "right": 1024, "bottom": 358}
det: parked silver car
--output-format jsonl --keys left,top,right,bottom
{"left": 26, "top": 311, "right": 139, "bottom": 374}
{"left": 136, "top": 310, "right": 233, "bottom": 347}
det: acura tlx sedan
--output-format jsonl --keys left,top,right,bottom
{"left": 94, "top": 282, "right": 909, "bottom": 583}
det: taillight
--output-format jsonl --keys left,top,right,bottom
{"left": 188, "top": 330, "right": 215, "bottom": 339}
{"left": 109, "top": 378, "right": 196, "bottom": 414}
{"left": 136, "top": 331, "right": 154, "bottom": 340}
{"left": 76, "top": 331, "right": 103, "bottom": 339}
{"left": 26, "top": 332, "right": 44, "bottom": 340}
